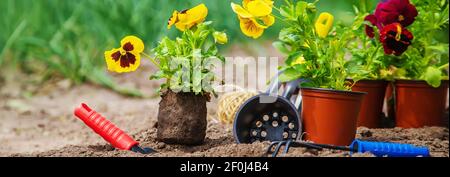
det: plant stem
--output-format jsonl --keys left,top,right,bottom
{"left": 364, "top": 45, "right": 381, "bottom": 71}
{"left": 272, "top": 5, "right": 282, "bottom": 13}
{"left": 273, "top": 14, "right": 297, "bottom": 27}
{"left": 142, "top": 52, "right": 161, "bottom": 69}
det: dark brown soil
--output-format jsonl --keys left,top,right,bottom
{"left": 157, "top": 90, "right": 207, "bottom": 145}
{"left": 13, "top": 123, "right": 448, "bottom": 157}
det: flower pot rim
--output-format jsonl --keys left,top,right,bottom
{"left": 348, "top": 80, "right": 389, "bottom": 90}
{"left": 395, "top": 79, "right": 449, "bottom": 88}
{"left": 346, "top": 78, "right": 388, "bottom": 82}
{"left": 346, "top": 79, "right": 391, "bottom": 83}
{"left": 395, "top": 79, "right": 449, "bottom": 83}
{"left": 301, "top": 87, "right": 367, "bottom": 95}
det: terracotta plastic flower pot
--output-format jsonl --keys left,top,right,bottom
{"left": 395, "top": 80, "right": 449, "bottom": 128}
{"left": 350, "top": 80, "right": 388, "bottom": 128}
{"left": 301, "top": 88, "right": 366, "bottom": 146}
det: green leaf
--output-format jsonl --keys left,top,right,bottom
{"left": 421, "top": 66, "right": 443, "bottom": 88}
{"left": 272, "top": 41, "right": 290, "bottom": 54}
{"left": 279, "top": 28, "right": 299, "bottom": 41}
{"left": 352, "top": 5, "right": 359, "bottom": 14}
{"left": 300, "top": 81, "right": 315, "bottom": 88}
{"left": 280, "top": 6, "right": 292, "bottom": 18}
{"left": 295, "top": 1, "right": 308, "bottom": 16}
{"left": 278, "top": 68, "right": 300, "bottom": 82}
{"left": 293, "top": 63, "right": 308, "bottom": 71}
{"left": 427, "top": 44, "right": 449, "bottom": 54}
{"left": 206, "top": 44, "right": 218, "bottom": 56}
{"left": 150, "top": 70, "right": 166, "bottom": 80}
{"left": 285, "top": 51, "right": 302, "bottom": 65}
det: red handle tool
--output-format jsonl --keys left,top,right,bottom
{"left": 74, "top": 103, "right": 155, "bottom": 154}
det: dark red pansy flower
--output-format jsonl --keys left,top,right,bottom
{"left": 364, "top": 14, "right": 378, "bottom": 38}
{"left": 111, "top": 42, "right": 137, "bottom": 68}
{"left": 111, "top": 51, "right": 136, "bottom": 68}
{"left": 122, "top": 42, "right": 134, "bottom": 51}
{"left": 380, "top": 23, "right": 413, "bottom": 56}
{"left": 374, "top": 0, "right": 418, "bottom": 27}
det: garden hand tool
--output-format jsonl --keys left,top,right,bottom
{"left": 74, "top": 103, "right": 156, "bottom": 154}
{"left": 233, "top": 71, "right": 305, "bottom": 143}
{"left": 265, "top": 139, "right": 430, "bottom": 157}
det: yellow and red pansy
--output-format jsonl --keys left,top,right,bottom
{"left": 104, "top": 36, "right": 144, "bottom": 73}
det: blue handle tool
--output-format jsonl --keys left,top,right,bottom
{"left": 267, "top": 139, "right": 430, "bottom": 157}
{"left": 349, "top": 140, "right": 430, "bottom": 157}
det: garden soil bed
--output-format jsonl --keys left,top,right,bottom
{"left": 15, "top": 123, "right": 449, "bottom": 157}
{"left": 2, "top": 82, "right": 449, "bottom": 157}
{"left": 1, "top": 45, "right": 448, "bottom": 157}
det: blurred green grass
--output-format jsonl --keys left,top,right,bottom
{"left": 0, "top": 0, "right": 411, "bottom": 95}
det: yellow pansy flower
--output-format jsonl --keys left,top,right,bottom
{"left": 315, "top": 12, "right": 334, "bottom": 38}
{"left": 291, "top": 56, "right": 306, "bottom": 65}
{"left": 104, "top": 36, "right": 144, "bottom": 73}
{"left": 213, "top": 31, "right": 228, "bottom": 44}
{"left": 231, "top": 0, "right": 275, "bottom": 39}
{"left": 167, "top": 10, "right": 179, "bottom": 29}
{"left": 167, "top": 3, "right": 208, "bottom": 32}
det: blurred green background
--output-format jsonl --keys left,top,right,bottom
{"left": 0, "top": 0, "right": 445, "bottom": 94}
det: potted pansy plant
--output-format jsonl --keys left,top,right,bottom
{"left": 104, "top": 3, "right": 228, "bottom": 145}
{"left": 357, "top": 0, "right": 449, "bottom": 128}
{"left": 343, "top": 0, "right": 418, "bottom": 128}
{"left": 231, "top": 0, "right": 366, "bottom": 146}
{"left": 391, "top": 0, "right": 449, "bottom": 128}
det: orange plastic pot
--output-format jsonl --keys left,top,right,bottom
{"left": 301, "top": 88, "right": 366, "bottom": 146}
{"left": 395, "top": 80, "right": 449, "bottom": 128}
{"left": 351, "top": 80, "right": 388, "bottom": 128}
